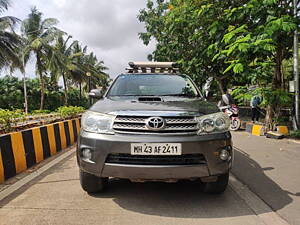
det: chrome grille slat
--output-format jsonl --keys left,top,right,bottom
{"left": 113, "top": 124, "right": 146, "bottom": 130}
{"left": 114, "top": 118, "right": 145, "bottom": 123}
{"left": 165, "top": 118, "right": 197, "bottom": 124}
{"left": 113, "top": 130, "right": 198, "bottom": 135}
{"left": 113, "top": 115, "right": 198, "bottom": 135}
{"left": 113, "top": 124, "right": 197, "bottom": 131}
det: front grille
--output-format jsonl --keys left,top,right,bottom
{"left": 105, "top": 153, "right": 206, "bottom": 165}
{"left": 113, "top": 116, "right": 198, "bottom": 135}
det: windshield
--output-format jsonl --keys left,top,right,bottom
{"left": 107, "top": 74, "right": 199, "bottom": 97}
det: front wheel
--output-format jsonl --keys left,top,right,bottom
{"left": 203, "top": 172, "right": 229, "bottom": 194}
{"left": 230, "top": 118, "right": 241, "bottom": 131}
{"left": 79, "top": 170, "right": 108, "bottom": 193}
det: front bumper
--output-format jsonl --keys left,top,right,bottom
{"left": 77, "top": 131, "right": 232, "bottom": 180}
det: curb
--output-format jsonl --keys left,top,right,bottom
{"left": 0, "top": 118, "right": 81, "bottom": 184}
{"left": 229, "top": 174, "right": 290, "bottom": 225}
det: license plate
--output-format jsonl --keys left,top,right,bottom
{"left": 131, "top": 143, "right": 182, "bottom": 155}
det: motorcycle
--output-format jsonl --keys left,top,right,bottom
{"left": 222, "top": 104, "right": 241, "bottom": 131}
{"left": 202, "top": 79, "right": 241, "bottom": 131}
{"left": 218, "top": 94, "right": 241, "bottom": 131}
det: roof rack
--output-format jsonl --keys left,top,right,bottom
{"left": 126, "top": 62, "right": 179, "bottom": 74}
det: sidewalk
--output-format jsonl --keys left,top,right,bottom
{"left": 231, "top": 132, "right": 300, "bottom": 225}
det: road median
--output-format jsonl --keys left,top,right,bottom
{"left": 0, "top": 118, "right": 81, "bottom": 184}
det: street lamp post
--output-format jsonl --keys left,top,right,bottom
{"left": 22, "top": 55, "right": 28, "bottom": 114}
{"left": 86, "top": 72, "right": 92, "bottom": 106}
{"left": 293, "top": 0, "right": 299, "bottom": 129}
{"left": 23, "top": 72, "right": 28, "bottom": 114}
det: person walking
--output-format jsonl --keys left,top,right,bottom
{"left": 250, "top": 95, "right": 261, "bottom": 123}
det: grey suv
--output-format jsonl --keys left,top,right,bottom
{"left": 77, "top": 62, "right": 233, "bottom": 194}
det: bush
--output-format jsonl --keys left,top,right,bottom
{"left": 67, "top": 88, "right": 89, "bottom": 108}
{"left": 0, "top": 76, "right": 25, "bottom": 110}
{"left": 0, "top": 109, "right": 25, "bottom": 132}
{"left": 289, "top": 130, "right": 300, "bottom": 139}
{"left": 31, "top": 109, "right": 51, "bottom": 115}
{"left": 57, "top": 106, "right": 85, "bottom": 119}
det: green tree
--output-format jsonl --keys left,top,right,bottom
{"left": 0, "top": 75, "right": 89, "bottom": 111}
{"left": 48, "top": 35, "right": 81, "bottom": 105}
{"left": 82, "top": 52, "right": 109, "bottom": 91}
{"left": 0, "top": 0, "right": 22, "bottom": 69}
{"left": 211, "top": 0, "right": 298, "bottom": 129}
{"left": 138, "top": 0, "right": 248, "bottom": 92}
{"left": 68, "top": 42, "right": 109, "bottom": 96}
{"left": 21, "top": 7, "right": 64, "bottom": 110}
{"left": 0, "top": 75, "right": 24, "bottom": 109}
{"left": 138, "top": 0, "right": 299, "bottom": 129}
{"left": 49, "top": 38, "right": 109, "bottom": 103}
{"left": 69, "top": 42, "right": 88, "bottom": 100}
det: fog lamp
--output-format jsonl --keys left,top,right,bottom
{"left": 220, "top": 149, "right": 230, "bottom": 161}
{"left": 82, "top": 149, "right": 92, "bottom": 160}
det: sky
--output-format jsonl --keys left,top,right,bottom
{"left": 4, "top": 0, "right": 155, "bottom": 79}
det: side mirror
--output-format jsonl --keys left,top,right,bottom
{"left": 88, "top": 88, "right": 103, "bottom": 99}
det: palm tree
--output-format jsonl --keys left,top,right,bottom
{"left": 0, "top": 0, "right": 28, "bottom": 112}
{"left": 68, "top": 42, "right": 91, "bottom": 99}
{"left": 48, "top": 36, "right": 109, "bottom": 105}
{"left": 82, "top": 52, "right": 108, "bottom": 90}
{"left": 0, "top": 0, "right": 21, "bottom": 69}
{"left": 48, "top": 35, "right": 82, "bottom": 105}
{"left": 21, "top": 7, "right": 64, "bottom": 110}
{"left": 9, "top": 45, "right": 31, "bottom": 113}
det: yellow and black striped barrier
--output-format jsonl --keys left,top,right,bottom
{"left": 251, "top": 124, "right": 265, "bottom": 136}
{"left": 245, "top": 123, "right": 289, "bottom": 137}
{"left": 0, "top": 118, "right": 80, "bottom": 184}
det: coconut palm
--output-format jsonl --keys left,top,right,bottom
{"left": 48, "top": 35, "right": 83, "bottom": 105}
{"left": 48, "top": 36, "right": 108, "bottom": 104}
{"left": 21, "top": 7, "right": 64, "bottom": 110}
{"left": 82, "top": 52, "right": 109, "bottom": 90}
{"left": 0, "top": 0, "right": 22, "bottom": 69}
{"left": 70, "top": 42, "right": 88, "bottom": 100}
{"left": 0, "top": 0, "right": 28, "bottom": 112}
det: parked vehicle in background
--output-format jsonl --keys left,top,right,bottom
{"left": 221, "top": 104, "right": 241, "bottom": 131}
{"left": 77, "top": 62, "right": 233, "bottom": 194}
{"left": 218, "top": 94, "right": 241, "bottom": 131}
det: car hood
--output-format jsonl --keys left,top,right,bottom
{"left": 89, "top": 96, "right": 220, "bottom": 116}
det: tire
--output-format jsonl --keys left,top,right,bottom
{"left": 203, "top": 172, "right": 229, "bottom": 194}
{"left": 79, "top": 170, "right": 108, "bottom": 193}
{"left": 230, "top": 118, "right": 241, "bottom": 131}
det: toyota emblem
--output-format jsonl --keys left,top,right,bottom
{"left": 146, "top": 117, "right": 165, "bottom": 130}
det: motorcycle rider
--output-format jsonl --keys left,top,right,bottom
{"left": 218, "top": 90, "right": 234, "bottom": 110}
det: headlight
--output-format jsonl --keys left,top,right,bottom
{"left": 81, "top": 111, "right": 115, "bottom": 134}
{"left": 196, "top": 112, "right": 230, "bottom": 135}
